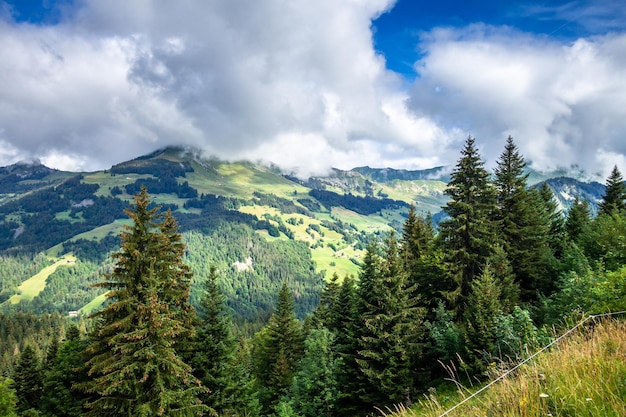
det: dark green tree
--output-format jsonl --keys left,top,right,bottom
{"left": 401, "top": 206, "right": 445, "bottom": 318}
{"left": 463, "top": 265, "right": 503, "bottom": 371}
{"left": 286, "top": 327, "right": 341, "bottom": 417}
{"left": 12, "top": 345, "right": 42, "bottom": 414}
{"left": 565, "top": 196, "right": 591, "bottom": 244}
{"left": 493, "top": 136, "right": 550, "bottom": 300}
{"left": 81, "top": 187, "right": 207, "bottom": 417}
{"left": 192, "top": 265, "right": 257, "bottom": 416}
{"left": 327, "top": 276, "right": 364, "bottom": 417}
{"left": 356, "top": 233, "right": 426, "bottom": 408}
{"left": 599, "top": 165, "right": 626, "bottom": 215}
{"left": 253, "top": 282, "right": 304, "bottom": 415}
{"left": 40, "top": 325, "right": 90, "bottom": 417}
{"left": 313, "top": 272, "right": 341, "bottom": 328}
{"left": 438, "top": 136, "right": 498, "bottom": 316}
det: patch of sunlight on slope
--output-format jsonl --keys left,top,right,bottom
{"left": 9, "top": 254, "right": 77, "bottom": 304}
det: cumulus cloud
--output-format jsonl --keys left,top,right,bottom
{"left": 409, "top": 25, "right": 626, "bottom": 178}
{"left": 0, "top": 0, "right": 624, "bottom": 178}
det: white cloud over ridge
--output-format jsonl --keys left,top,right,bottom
{"left": 0, "top": 1, "right": 624, "bottom": 178}
{"left": 410, "top": 25, "right": 626, "bottom": 177}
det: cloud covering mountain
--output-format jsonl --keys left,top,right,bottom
{"left": 0, "top": 0, "right": 624, "bottom": 178}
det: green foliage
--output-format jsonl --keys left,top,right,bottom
{"left": 598, "top": 165, "right": 626, "bottom": 215}
{"left": 566, "top": 196, "right": 591, "bottom": 243}
{"left": 192, "top": 266, "right": 259, "bottom": 416}
{"left": 463, "top": 266, "right": 503, "bottom": 371}
{"left": 438, "top": 136, "right": 498, "bottom": 316}
{"left": 0, "top": 377, "right": 17, "bottom": 417}
{"left": 81, "top": 187, "right": 207, "bottom": 416}
{"left": 253, "top": 283, "right": 304, "bottom": 415}
{"left": 581, "top": 210, "right": 626, "bottom": 271}
{"left": 40, "top": 325, "right": 90, "bottom": 417}
{"left": 493, "top": 137, "right": 552, "bottom": 300}
{"left": 287, "top": 328, "right": 341, "bottom": 417}
{"left": 12, "top": 345, "right": 43, "bottom": 413}
{"left": 356, "top": 234, "right": 426, "bottom": 407}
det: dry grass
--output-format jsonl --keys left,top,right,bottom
{"left": 382, "top": 318, "right": 626, "bottom": 417}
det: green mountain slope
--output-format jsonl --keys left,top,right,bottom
{"left": 0, "top": 146, "right": 606, "bottom": 322}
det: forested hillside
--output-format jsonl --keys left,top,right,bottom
{"left": 0, "top": 139, "right": 624, "bottom": 416}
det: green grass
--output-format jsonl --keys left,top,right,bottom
{"left": 385, "top": 319, "right": 626, "bottom": 417}
{"left": 9, "top": 254, "right": 76, "bottom": 304}
{"left": 81, "top": 292, "right": 108, "bottom": 315}
{"left": 185, "top": 160, "right": 308, "bottom": 199}
{"left": 82, "top": 172, "right": 153, "bottom": 197}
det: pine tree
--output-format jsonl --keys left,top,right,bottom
{"left": 253, "top": 282, "right": 303, "bottom": 415}
{"left": 192, "top": 265, "right": 249, "bottom": 416}
{"left": 401, "top": 206, "right": 445, "bottom": 321}
{"left": 599, "top": 165, "right": 626, "bottom": 215}
{"left": 356, "top": 233, "right": 425, "bottom": 408}
{"left": 40, "top": 325, "right": 90, "bottom": 417}
{"left": 313, "top": 272, "right": 341, "bottom": 328}
{"left": 438, "top": 136, "right": 498, "bottom": 315}
{"left": 81, "top": 187, "right": 207, "bottom": 417}
{"left": 288, "top": 327, "right": 341, "bottom": 417}
{"left": 463, "top": 265, "right": 503, "bottom": 372}
{"left": 566, "top": 196, "right": 591, "bottom": 244}
{"left": 328, "top": 276, "right": 364, "bottom": 417}
{"left": 12, "top": 345, "right": 42, "bottom": 414}
{"left": 537, "top": 182, "right": 566, "bottom": 257}
{"left": 493, "top": 136, "right": 550, "bottom": 300}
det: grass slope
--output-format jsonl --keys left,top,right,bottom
{"left": 392, "top": 318, "right": 626, "bottom": 417}
{"left": 9, "top": 254, "right": 76, "bottom": 304}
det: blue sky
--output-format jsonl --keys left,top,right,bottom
{"left": 0, "top": 0, "right": 625, "bottom": 178}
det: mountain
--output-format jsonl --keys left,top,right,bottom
{"left": 0, "top": 146, "right": 606, "bottom": 323}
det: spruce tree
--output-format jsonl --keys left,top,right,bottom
{"left": 328, "top": 276, "right": 364, "bottom": 417}
{"left": 81, "top": 187, "right": 207, "bottom": 417}
{"left": 463, "top": 265, "right": 503, "bottom": 371}
{"left": 566, "top": 196, "right": 591, "bottom": 244}
{"left": 493, "top": 136, "right": 550, "bottom": 300}
{"left": 40, "top": 325, "right": 90, "bottom": 417}
{"left": 438, "top": 136, "right": 498, "bottom": 315}
{"left": 253, "top": 282, "right": 303, "bottom": 415}
{"left": 192, "top": 265, "right": 253, "bottom": 416}
{"left": 599, "top": 165, "right": 626, "bottom": 215}
{"left": 401, "top": 206, "right": 445, "bottom": 321}
{"left": 356, "top": 233, "right": 425, "bottom": 408}
{"left": 287, "top": 327, "right": 341, "bottom": 417}
{"left": 12, "top": 345, "right": 42, "bottom": 414}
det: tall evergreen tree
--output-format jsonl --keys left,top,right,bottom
{"left": 493, "top": 136, "right": 550, "bottom": 300}
{"left": 40, "top": 325, "right": 90, "bottom": 417}
{"left": 327, "top": 276, "right": 364, "bottom": 417}
{"left": 253, "top": 282, "right": 303, "bottom": 415}
{"left": 81, "top": 187, "right": 207, "bottom": 417}
{"left": 12, "top": 345, "right": 42, "bottom": 414}
{"left": 599, "top": 165, "right": 626, "bottom": 215}
{"left": 463, "top": 265, "right": 503, "bottom": 371}
{"left": 287, "top": 327, "right": 341, "bottom": 417}
{"left": 192, "top": 265, "right": 255, "bottom": 416}
{"left": 438, "top": 136, "right": 498, "bottom": 315}
{"left": 537, "top": 182, "right": 566, "bottom": 257}
{"left": 566, "top": 196, "right": 591, "bottom": 244}
{"left": 356, "top": 233, "right": 425, "bottom": 408}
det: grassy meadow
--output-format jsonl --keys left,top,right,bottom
{"left": 384, "top": 318, "right": 626, "bottom": 417}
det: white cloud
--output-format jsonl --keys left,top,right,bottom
{"left": 0, "top": 1, "right": 624, "bottom": 179}
{"left": 409, "top": 25, "right": 626, "bottom": 177}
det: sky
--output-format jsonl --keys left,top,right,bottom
{"left": 0, "top": 0, "right": 625, "bottom": 178}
